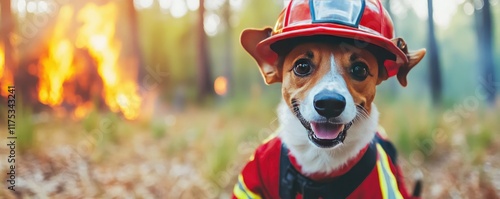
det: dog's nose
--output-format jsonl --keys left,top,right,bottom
{"left": 313, "top": 91, "right": 346, "bottom": 118}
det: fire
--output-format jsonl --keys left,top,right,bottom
{"left": 214, "top": 76, "right": 228, "bottom": 96}
{"left": 38, "top": 6, "right": 75, "bottom": 106}
{"left": 36, "top": 2, "right": 142, "bottom": 120}
{"left": 0, "top": 43, "right": 4, "bottom": 78}
{"left": 73, "top": 101, "right": 93, "bottom": 119}
{"left": 76, "top": 3, "right": 141, "bottom": 119}
{"left": 0, "top": 42, "right": 14, "bottom": 97}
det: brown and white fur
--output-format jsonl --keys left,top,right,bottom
{"left": 242, "top": 28, "right": 426, "bottom": 176}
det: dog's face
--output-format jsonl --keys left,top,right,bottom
{"left": 241, "top": 28, "right": 425, "bottom": 149}
{"left": 281, "top": 42, "right": 379, "bottom": 148}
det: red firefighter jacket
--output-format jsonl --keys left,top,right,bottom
{"left": 232, "top": 133, "right": 420, "bottom": 199}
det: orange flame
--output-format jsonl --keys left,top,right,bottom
{"left": 0, "top": 43, "right": 4, "bottom": 78}
{"left": 0, "top": 42, "right": 14, "bottom": 97}
{"left": 36, "top": 3, "right": 142, "bottom": 120}
{"left": 38, "top": 6, "right": 75, "bottom": 106}
{"left": 76, "top": 3, "right": 141, "bottom": 119}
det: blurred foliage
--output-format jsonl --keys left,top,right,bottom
{"left": 136, "top": 0, "right": 282, "bottom": 101}
{"left": 150, "top": 118, "right": 168, "bottom": 139}
{"left": 134, "top": 0, "right": 499, "bottom": 105}
{"left": 15, "top": 101, "right": 35, "bottom": 153}
{"left": 379, "top": 3, "right": 500, "bottom": 104}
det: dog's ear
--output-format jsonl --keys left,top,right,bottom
{"left": 392, "top": 38, "right": 426, "bottom": 87}
{"left": 397, "top": 49, "right": 426, "bottom": 87}
{"left": 241, "top": 27, "right": 281, "bottom": 84}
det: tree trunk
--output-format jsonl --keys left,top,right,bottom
{"left": 427, "top": 0, "right": 442, "bottom": 105}
{"left": 222, "top": 0, "right": 233, "bottom": 96}
{"left": 383, "top": 0, "right": 399, "bottom": 95}
{"left": 126, "top": 0, "right": 146, "bottom": 82}
{"left": 197, "top": 0, "right": 213, "bottom": 100}
{"left": 474, "top": 0, "right": 496, "bottom": 105}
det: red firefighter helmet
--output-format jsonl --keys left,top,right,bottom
{"left": 255, "top": 0, "right": 407, "bottom": 77}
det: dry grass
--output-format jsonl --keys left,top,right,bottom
{"left": 1, "top": 97, "right": 499, "bottom": 198}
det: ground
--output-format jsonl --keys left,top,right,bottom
{"left": 1, "top": 97, "right": 499, "bottom": 198}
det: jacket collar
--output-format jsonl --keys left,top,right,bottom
{"left": 279, "top": 139, "right": 378, "bottom": 199}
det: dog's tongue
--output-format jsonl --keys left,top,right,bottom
{"left": 310, "top": 122, "right": 345, "bottom": 140}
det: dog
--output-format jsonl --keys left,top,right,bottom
{"left": 233, "top": 1, "right": 426, "bottom": 199}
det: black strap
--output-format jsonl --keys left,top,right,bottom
{"left": 373, "top": 135, "right": 398, "bottom": 165}
{"left": 279, "top": 136, "right": 380, "bottom": 199}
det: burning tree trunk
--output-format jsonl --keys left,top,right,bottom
{"left": 0, "top": 0, "right": 15, "bottom": 95}
{"left": 474, "top": 0, "right": 496, "bottom": 105}
{"left": 196, "top": 0, "right": 214, "bottom": 100}
{"left": 427, "top": 0, "right": 442, "bottom": 105}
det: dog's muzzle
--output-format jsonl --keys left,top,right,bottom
{"left": 292, "top": 99, "right": 353, "bottom": 148}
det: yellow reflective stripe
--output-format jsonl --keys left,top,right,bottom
{"left": 233, "top": 182, "right": 248, "bottom": 199}
{"left": 233, "top": 174, "right": 262, "bottom": 199}
{"left": 376, "top": 158, "right": 389, "bottom": 199}
{"left": 377, "top": 144, "right": 404, "bottom": 199}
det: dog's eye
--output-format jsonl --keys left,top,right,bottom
{"left": 350, "top": 63, "right": 369, "bottom": 81}
{"left": 293, "top": 59, "right": 313, "bottom": 77}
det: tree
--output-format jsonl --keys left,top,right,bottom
{"left": 126, "top": 0, "right": 146, "bottom": 80}
{"left": 222, "top": 0, "right": 233, "bottom": 96}
{"left": 383, "top": 0, "right": 400, "bottom": 95}
{"left": 474, "top": 0, "right": 496, "bottom": 105}
{"left": 427, "top": 0, "right": 442, "bottom": 105}
{"left": 196, "top": 0, "right": 214, "bottom": 100}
